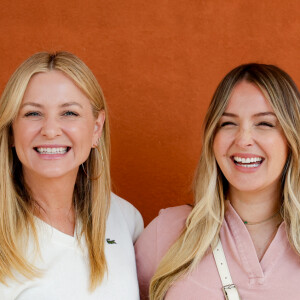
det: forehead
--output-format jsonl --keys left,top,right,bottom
{"left": 22, "top": 70, "right": 90, "bottom": 105}
{"left": 225, "top": 81, "right": 274, "bottom": 115}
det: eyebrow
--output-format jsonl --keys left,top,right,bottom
{"left": 61, "top": 102, "right": 83, "bottom": 109}
{"left": 21, "top": 102, "right": 42, "bottom": 108}
{"left": 21, "top": 101, "right": 83, "bottom": 109}
{"left": 222, "top": 112, "right": 276, "bottom": 117}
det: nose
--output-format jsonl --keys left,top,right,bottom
{"left": 40, "top": 117, "right": 62, "bottom": 139}
{"left": 234, "top": 128, "right": 254, "bottom": 148}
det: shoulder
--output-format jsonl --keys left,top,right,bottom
{"left": 136, "top": 205, "right": 191, "bottom": 258}
{"left": 156, "top": 205, "right": 192, "bottom": 229}
{"left": 151, "top": 205, "right": 192, "bottom": 249}
{"left": 135, "top": 205, "right": 192, "bottom": 299}
{"left": 110, "top": 193, "right": 144, "bottom": 242}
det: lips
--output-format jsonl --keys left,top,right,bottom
{"left": 231, "top": 155, "right": 264, "bottom": 168}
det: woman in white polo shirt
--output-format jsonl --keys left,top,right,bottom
{"left": 0, "top": 51, "right": 143, "bottom": 299}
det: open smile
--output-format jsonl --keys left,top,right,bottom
{"left": 231, "top": 155, "right": 264, "bottom": 168}
{"left": 34, "top": 146, "right": 71, "bottom": 155}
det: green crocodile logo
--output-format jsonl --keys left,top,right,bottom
{"left": 106, "top": 238, "right": 117, "bottom": 244}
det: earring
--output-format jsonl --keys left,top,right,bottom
{"left": 81, "top": 144, "right": 104, "bottom": 180}
{"left": 93, "top": 135, "right": 101, "bottom": 146}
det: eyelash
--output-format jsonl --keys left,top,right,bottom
{"left": 24, "top": 111, "right": 41, "bottom": 117}
{"left": 257, "top": 122, "right": 274, "bottom": 127}
{"left": 24, "top": 111, "right": 79, "bottom": 117}
{"left": 63, "top": 111, "right": 79, "bottom": 117}
{"left": 220, "top": 121, "right": 236, "bottom": 127}
{"left": 220, "top": 121, "right": 275, "bottom": 128}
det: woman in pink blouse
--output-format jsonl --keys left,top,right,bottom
{"left": 135, "top": 63, "right": 300, "bottom": 300}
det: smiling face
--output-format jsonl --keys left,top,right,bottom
{"left": 12, "top": 70, "right": 105, "bottom": 181}
{"left": 213, "top": 81, "right": 288, "bottom": 196}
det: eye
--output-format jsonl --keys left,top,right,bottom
{"left": 24, "top": 111, "right": 41, "bottom": 117}
{"left": 220, "top": 121, "right": 236, "bottom": 127}
{"left": 63, "top": 111, "right": 79, "bottom": 117}
{"left": 257, "top": 122, "right": 275, "bottom": 128}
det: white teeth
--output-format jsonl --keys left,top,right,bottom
{"left": 233, "top": 156, "right": 262, "bottom": 164}
{"left": 233, "top": 156, "right": 262, "bottom": 168}
{"left": 235, "top": 163, "right": 260, "bottom": 168}
{"left": 36, "top": 147, "right": 68, "bottom": 154}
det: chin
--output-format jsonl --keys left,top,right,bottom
{"left": 31, "top": 167, "right": 78, "bottom": 179}
{"left": 230, "top": 181, "right": 270, "bottom": 194}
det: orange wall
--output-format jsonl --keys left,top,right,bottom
{"left": 0, "top": 0, "right": 299, "bottom": 224}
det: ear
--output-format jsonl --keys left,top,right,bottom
{"left": 92, "top": 110, "right": 105, "bottom": 148}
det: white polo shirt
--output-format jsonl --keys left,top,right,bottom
{"left": 0, "top": 193, "right": 143, "bottom": 300}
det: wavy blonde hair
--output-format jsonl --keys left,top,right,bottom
{"left": 150, "top": 64, "right": 300, "bottom": 299}
{"left": 0, "top": 52, "right": 111, "bottom": 290}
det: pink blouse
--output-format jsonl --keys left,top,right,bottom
{"left": 135, "top": 201, "right": 300, "bottom": 299}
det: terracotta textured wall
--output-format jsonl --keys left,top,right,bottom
{"left": 0, "top": 1, "right": 299, "bottom": 224}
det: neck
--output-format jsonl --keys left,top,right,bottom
{"left": 228, "top": 185, "right": 282, "bottom": 224}
{"left": 228, "top": 185, "right": 283, "bottom": 261}
{"left": 23, "top": 169, "right": 78, "bottom": 227}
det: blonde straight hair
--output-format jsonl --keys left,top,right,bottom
{"left": 0, "top": 52, "right": 111, "bottom": 290}
{"left": 150, "top": 64, "right": 300, "bottom": 299}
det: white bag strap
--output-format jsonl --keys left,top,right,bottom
{"left": 212, "top": 238, "right": 241, "bottom": 300}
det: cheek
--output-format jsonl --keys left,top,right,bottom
{"left": 65, "top": 122, "right": 95, "bottom": 137}
{"left": 262, "top": 133, "right": 288, "bottom": 159}
{"left": 213, "top": 133, "right": 228, "bottom": 161}
{"left": 273, "top": 137, "right": 289, "bottom": 171}
{"left": 12, "top": 127, "right": 27, "bottom": 150}
{"left": 12, "top": 121, "right": 39, "bottom": 144}
{"left": 64, "top": 123, "right": 95, "bottom": 150}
